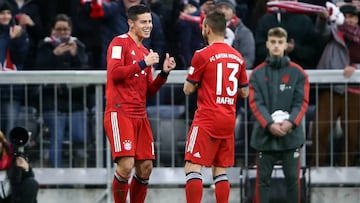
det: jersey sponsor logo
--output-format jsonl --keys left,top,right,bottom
{"left": 111, "top": 46, "right": 122, "bottom": 59}
{"left": 131, "top": 50, "right": 135, "bottom": 56}
{"left": 279, "top": 84, "right": 292, "bottom": 91}
{"left": 123, "top": 140, "right": 132, "bottom": 151}
{"left": 188, "top": 66, "right": 195, "bottom": 75}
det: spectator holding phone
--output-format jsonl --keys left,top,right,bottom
{"left": 35, "top": 13, "right": 88, "bottom": 167}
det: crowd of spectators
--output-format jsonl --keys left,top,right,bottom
{"left": 0, "top": 0, "right": 360, "bottom": 167}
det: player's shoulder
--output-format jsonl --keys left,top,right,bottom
{"left": 111, "top": 34, "right": 129, "bottom": 43}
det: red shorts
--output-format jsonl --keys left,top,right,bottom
{"left": 184, "top": 125, "right": 234, "bottom": 167}
{"left": 104, "top": 111, "right": 155, "bottom": 161}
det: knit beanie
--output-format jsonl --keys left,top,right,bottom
{"left": 0, "top": 2, "right": 11, "bottom": 12}
{"left": 215, "top": 0, "right": 236, "bottom": 12}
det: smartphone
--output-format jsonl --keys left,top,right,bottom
{"left": 60, "top": 37, "right": 70, "bottom": 43}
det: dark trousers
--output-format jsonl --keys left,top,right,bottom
{"left": 0, "top": 177, "right": 39, "bottom": 203}
{"left": 311, "top": 90, "right": 360, "bottom": 166}
{"left": 254, "top": 149, "right": 301, "bottom": 203}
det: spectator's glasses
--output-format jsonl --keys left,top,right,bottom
{"left": 54, "top": 27, "right": 70, "bottom": 32}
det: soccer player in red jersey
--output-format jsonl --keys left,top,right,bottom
{"left": 183, "top": 10, "right": 249, "bottom": 203}
{"left": 103, "top": 4, "right": 176, "bottom": 203}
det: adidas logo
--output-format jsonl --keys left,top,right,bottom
{"left": 193, "top": 152, "right": 201, "bottom": 158}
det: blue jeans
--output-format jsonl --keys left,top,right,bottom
{"left": 44, "top": 110, "right": 88, "bottom": 167}
{"left": 0, "top": 101, "right": 21, "bottom": 136}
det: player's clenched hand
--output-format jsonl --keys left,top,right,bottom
{"left": 144, "top": 49, "right": 159, "bottom": 66}
{"left": 162, "top": 53, "right": 176, "bottom": 73}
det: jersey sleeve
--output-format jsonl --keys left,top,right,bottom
{"left": 186, "top": 51, "right": 205, "bottom": 84}
{"left": 106, "top": 37, "right": 142, "bottom": 81}
{"left": 239, "top": 60, "right": 248, "bottom": 88}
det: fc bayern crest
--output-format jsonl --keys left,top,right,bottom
{"left": 123, "top": 140, "right": 132, "bottom": 151}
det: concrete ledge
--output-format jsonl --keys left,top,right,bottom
{"left": 34, "top": 167, "right": 360, "bottom": 186}
{"left": 33, "top": 167, "right": 241, "bottom": 186}
{"left": 309, "top": 167, "right": 360, "bottom": 186}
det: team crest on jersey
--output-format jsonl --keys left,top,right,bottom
{"left": 123, "top": 140, "right": 132, "bottom": 151}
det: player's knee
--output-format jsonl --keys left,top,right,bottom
{"left": 116, "top": 157, "right": 135, "bottom": 176}
{"left": 136, "top": 161, "right": 153, "bottom": 178}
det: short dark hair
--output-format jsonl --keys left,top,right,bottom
{"left": 127, "top": 4, "right": 151, "bottom": 21}
{"left": 204, "top": 10, "right": 226, "bottom": 36}
{"left": 268, "top": 27, "right": 287, "bottom": 39}
{"left": 52, "top": 13, "right": 72, "bottom": 28}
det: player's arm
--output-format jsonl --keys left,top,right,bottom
{"left": 237, "top": 61, "right": 249, "bottom": 98}
{"left": 238, "top": 85, "right": 249, "bottom": 98}
{"left": 183, "top": 80, "right": 197, "bottom": 95}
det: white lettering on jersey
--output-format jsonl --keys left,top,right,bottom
{"left": 131, "top": 50, "right": 135, "bottom": 55}
{"left": 210, "top": 53, "right": 244, "bottom": 64}
{"left": 111, "top": 46, "right": 122, "bottom": 59}
{"left": 189, "top": 66, "right": 195, "bottom": 75}
{"left": 216, "top": 96, "right": 234, "bottom": 105}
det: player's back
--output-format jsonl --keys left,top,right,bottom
{"left": 191, "top": 42, "right": 246, "bottom": 137}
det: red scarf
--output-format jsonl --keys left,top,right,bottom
{"left": 0, "top": 145, "right": 13, "bottom": 170}
{"left": 338, "top": 23, "right": 360, "bottom": 44}
{"left": 0, "top": 48, "right": 17, "bottom": 71}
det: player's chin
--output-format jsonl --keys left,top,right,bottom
{"left": 142, "top": 32, "right": 151, "bottom": 39}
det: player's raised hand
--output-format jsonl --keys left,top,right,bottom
{"left": 144, "top": 49, "right": 159, "bottom": 66}
{"left": 162, "top": 53, "right": 176, "bottom": 73}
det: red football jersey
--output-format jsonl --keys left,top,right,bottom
{"left": 105, "top": 34, "right": 165, "bottom": 118}
{"left": 186, "top": 42, "right": 248, "bottom": 138}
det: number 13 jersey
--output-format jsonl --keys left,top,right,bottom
{"left": 186, "top": 42, "right": 248, "bottom": 138}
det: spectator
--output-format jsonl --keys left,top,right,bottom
{"left": 0, "top": 130, "right": 38, "bottom": 203}
{"left": 183, "top": 10, "right": 248, "bottom": 203}
{"left": 0, "top": 1, "right": 29, "bottom": 136}
{"left": 215, "top": 0, "right": 255, "bottom": 69}
{"left": 103, "top": 5, "right": 176, "bottom": 203}
{"left": 34, "top": 13, "right": 88, "bottom": 167}
{"left": 176, "top": 0, "right": 204, "bottom": 68}
{"left": 311, "top": 4, "right": 360, "bottom": 166}
{"left": 6, "top": 0, "right": 44, "bottom": 69}
{"left": 84, "top": 0, "right": 166, "bottom": 70}
{"left": 249, "top": 27, "right": 309, "bottom": 203}
{"left": 254, "top": 0, "right": 323, "bottom": 70}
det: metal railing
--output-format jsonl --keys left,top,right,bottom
{"left": 1, "top": 70, "right": 360, "bottom": 202}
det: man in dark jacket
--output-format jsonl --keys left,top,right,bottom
{"left": 254, "top": 0, "right": 323, "bottom": 70}
{"left": 249, "top": 27, "right": 309, "bottom": 203}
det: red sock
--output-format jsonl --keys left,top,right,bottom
{"left": 112, "top": 171, "right": 129, "bottom": 203}
{"left": 130, "top": 175, "right": 149, "bottom": 203}
{"left": 214, "top": 180, "right": 230, "bottom": 203}
{"left": 185, "top": 172, "right": 203, "bottom": 203}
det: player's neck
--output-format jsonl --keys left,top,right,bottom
{"left": 208, "top": 36, "right": 225, "bottom": 45}
{"left": 128, "top": 32, "right": 143, "bottom": 45}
